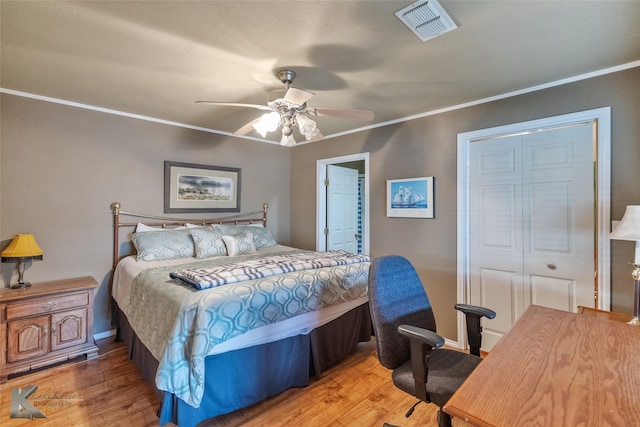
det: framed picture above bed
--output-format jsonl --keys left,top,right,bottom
{"left": 164, "top": 161, "right": 241, "bottom": 213}
{"left": 386, "top": 176, "right": 434, "bottom": 218}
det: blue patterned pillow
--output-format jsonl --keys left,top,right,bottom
{"left": 214, "top": 224, "right": 277, "bottom": 249}
{"left": 222, "top": 231, "right": 256, "bottom": 256}
{"left": 190, "top": 227, "right": 227, "bottom": 259}
{"left": 132, "top": 229, "right": 195, "bottom": 261}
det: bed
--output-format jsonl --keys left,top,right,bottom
{"left": 109, "top": 202, "right": 372, "bottom": 427}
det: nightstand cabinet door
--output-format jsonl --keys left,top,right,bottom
{"left": 51, "top": 308, "right": 87, "bottom": 351}
{"left": 7, "top": 316, "right": 50, "bottom": 362}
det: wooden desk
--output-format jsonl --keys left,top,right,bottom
{"left": 443, "top": 305, "right": 640, "bottom": 426}
{"left": 578, "top": 305, "right": 634, "bottom": 323}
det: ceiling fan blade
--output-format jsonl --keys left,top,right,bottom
{"left": 283, "top": 87, "right": 315, "bottom": 106}
{"left": 196, "top": 100, "right": 272, "bottom": 111}
{"left": 308, "top": 107, "right": 374, "bottom": 121}
{"left": 233, "top": 117, "right": 262, "bottom": 136}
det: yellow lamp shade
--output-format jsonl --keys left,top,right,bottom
{"left": 1, "top": 234, "right": 44, "bottom": 259}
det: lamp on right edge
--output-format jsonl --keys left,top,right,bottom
{"left": 610, "top": 205, "right": 640, "bottom": 325}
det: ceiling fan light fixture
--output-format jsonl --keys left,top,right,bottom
{"left": 395, "top": 0, "right": 457, "bottom": 42}
{"left": 198, "top": 70, "right": 372, "bottom": 145}
{"left": 252, "top": 111, "right": 281, "bottom": 137}
{"left": 297, "top": 114, "right": 319, "bottom": 141}
{"left": 280, "top": 133, "right": 296, "bottom": 147}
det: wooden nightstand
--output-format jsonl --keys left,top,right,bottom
{"left": 0, "top": 276, "right": 100, "bottom": 382}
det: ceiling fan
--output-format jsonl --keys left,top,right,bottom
{"left": 196, "top": 70, "right": 374, "bottom": 146}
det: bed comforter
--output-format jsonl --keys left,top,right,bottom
{"left": 126, "top": 248, "right": 370, "bottom": 408}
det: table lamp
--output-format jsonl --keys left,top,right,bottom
{"left": 610, "top": 205, "right": 640, "bottom": 325}
{"left": 1, "top": 234, "right": 43, "bottom": 289}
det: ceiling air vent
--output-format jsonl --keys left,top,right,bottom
{"left": 395, "top": 0, "right": 458, "bottom": 42}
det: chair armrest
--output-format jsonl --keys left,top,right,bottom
{"left": 398, "top": 324, "right": 444, "bottom": 349}
{"left": 455, "top": 303, "right": 496, "bottom": 319}
{"left": 398, "top": 324, "right": 444, "bottom": 403}
{"left": 454, "top": 304, "right": 496, "bottom": 356}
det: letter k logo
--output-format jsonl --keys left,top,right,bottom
{"left": 10, "top": 385, "right": 47, "bottom": 419}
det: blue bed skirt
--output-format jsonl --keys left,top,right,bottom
{"left": 159, "top": 334, "right": 310, "bottom": 427}
{"left": 113, "top": 301, "right": 371, "bottom": 426}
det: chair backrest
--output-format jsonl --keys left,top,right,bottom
{"left": 368, "top": 255, "right": 437, "bottom": 370}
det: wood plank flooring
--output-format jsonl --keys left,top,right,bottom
{"left": 0, "top": 338, "right": 440, "bottom": 426}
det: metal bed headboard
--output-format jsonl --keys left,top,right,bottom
{"left": 111, "top": 202, "right": 268, "bottom": 269}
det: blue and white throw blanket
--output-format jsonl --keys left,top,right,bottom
{"left": 170, "top": 250, "right": 370, "bottom": 290}
{"left": 126, "top": 248, "right": 370, "bottom": 408}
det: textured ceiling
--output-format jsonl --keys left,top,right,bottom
{"left": 2, "top": 1, "right": 640, "bottom": 145}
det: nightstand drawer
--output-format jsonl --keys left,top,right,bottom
{"left": 6, "top": 292, "right": 89, "bottom": 320}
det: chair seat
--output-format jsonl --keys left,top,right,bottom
{"left": 391, "top": 349, "right": 481, "bottom": 408}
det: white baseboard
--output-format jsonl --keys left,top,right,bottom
{"left": 94, "top": 329, "right": 117, "bottom": 341}
{"left": 445, "top": 337, "right": 462, "bottom": 349}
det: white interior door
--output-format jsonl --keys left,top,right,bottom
{"left": 469, "top": 134, "right": 525, "bottom": 350}
{"left": 326, "top": 165, "right": 359, "bottom": 253}
{"left": 522, "top": 125, "right": 595, "bottom": 312}
{"left": 316, "top": 153, "right": 370, "bottom": 255}
{"left": 469, "top": 123, "right": 595, "bottom": 351}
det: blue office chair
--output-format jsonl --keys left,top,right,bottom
{"left": 368, "top": 255, "right": 496, "bottom": 427}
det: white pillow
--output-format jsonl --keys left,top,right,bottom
{"left": 136, "top": 223, "right": 187, "bottom": 232}
{"left": 222, "top": 232, "right": 256, "bottom": 256}
{"left": 212, "top": 223, "right": 263, "bottom": 230}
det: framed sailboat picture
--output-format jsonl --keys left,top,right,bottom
{"left": 386, "top": 176, "right": 434, "bottom": 218}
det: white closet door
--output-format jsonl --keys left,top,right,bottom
{"left": 469, "top": 123, "right": 595, "bottom": 351}
{"left": 522, "top": 124, "right": 595, "bottom": 312}
{"left": 469, "top": 134, "right": 524, "bottom": 351}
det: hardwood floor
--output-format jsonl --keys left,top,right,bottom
{"left": 0, "top": 338, "right": 440, "bottom": 426}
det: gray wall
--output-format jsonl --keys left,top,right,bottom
{"left": 2, "top": 67, "right": 639, "bottom": 341}
{"left": 290, "top": 67, "right": 640, "bottom": 340}
{"left": 0, "top": 94, "right": 291, "bottom": 335}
